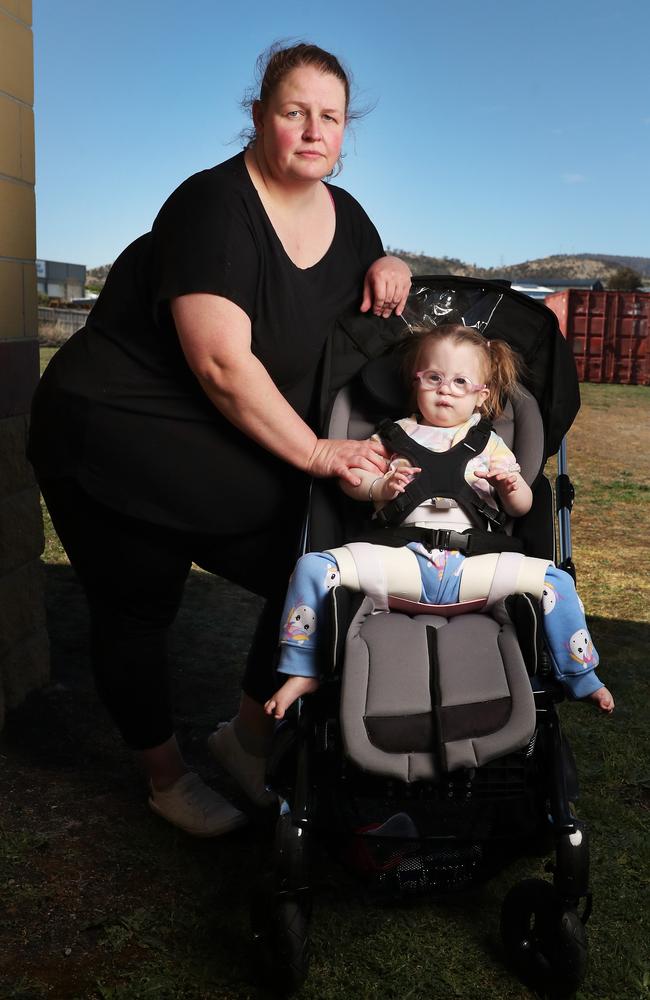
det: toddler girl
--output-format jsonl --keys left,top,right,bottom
{"left": 265, "top": 324, "right": 614, "bottom": 720}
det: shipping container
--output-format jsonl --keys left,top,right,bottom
{"left": 545, "top": 289, "right": 650, "bottom": 385}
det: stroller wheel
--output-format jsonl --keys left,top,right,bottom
{"left": 500, "top": 877, "right": 588, "bottom": 998}
{"left": 251, "top": 874, "right": 311, "bottom": 996}
{"left": 275, "top": 812, "right": 309, "bottom": 890}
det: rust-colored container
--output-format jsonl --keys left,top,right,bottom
{"left": 545, "top": 289, "right": 650, "bottom": 385}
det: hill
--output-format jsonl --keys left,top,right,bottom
{"left": 573, "top": 253, "right": 650, "bottom": 277}
{"left": 87, "top": 252, "right": 650, "bottom": 289}
{"left": 386, "top": 249, "right": 650, "bottom": 282}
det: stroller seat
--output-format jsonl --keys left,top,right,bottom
{"left": 339, "top": 594, "right": 536, "bottom": 781}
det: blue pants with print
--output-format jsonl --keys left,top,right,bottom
{"left": 277, "top": 546, "right": 603, "bottom": 700}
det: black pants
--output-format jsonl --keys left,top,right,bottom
{"left": 40, "top": 478, "right": 301, "bottom": 750}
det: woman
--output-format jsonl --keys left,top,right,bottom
{"left": 28, "top": 42, "right": 411, "bottom": 836}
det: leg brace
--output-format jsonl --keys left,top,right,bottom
{"left": 327, "top": 544, "right": 551, "bottom": 612}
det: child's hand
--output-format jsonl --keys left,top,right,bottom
{"left": 474, "top": 459, "right": 532, "bottom": 517}
{"left": 588, "top": 686, "right": 615, "bottom": 714}
{"left": 474, "top": 460, "right": 522, "bottom": 496}
{"left": 375, "top": 465, "right": 421, "bottom": 501}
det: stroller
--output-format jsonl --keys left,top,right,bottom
{"left": 252, "top": 277, "right": 590, "bottom": 998}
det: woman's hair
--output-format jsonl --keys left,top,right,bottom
{"left": 402, "top": 323, "right": 524, "bottom": 419}
{"left": 241, "top": 41, "right": 366, "bottom": 175}
{"left": 257, "top": 42, "right": 351, "bottom": 111}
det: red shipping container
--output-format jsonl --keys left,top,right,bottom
{"left": 545, "top": 289, "right": 650, "bottom": 385}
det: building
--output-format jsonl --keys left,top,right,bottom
{"left": 512, "top": 279, "right": 605, "bottom": 301}
{"left": 0, "top": 1, "right": 48, "bottom": 731}
{"left": 541, "top": 279, "right": 605, "bottom": 293}
{"left": 36, "top": 259, "right": 86, "bottom": 301}
{"left": 511, "top": 282, "right": 556, "bottom": 301}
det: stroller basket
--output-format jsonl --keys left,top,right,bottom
{"left": 341, "top": 813, "right": 485, "bottom": 896}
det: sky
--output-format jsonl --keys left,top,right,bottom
{"left": 33, "top": 0, "right": 650, "bottom": 270}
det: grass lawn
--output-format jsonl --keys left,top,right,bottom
{"left": 0, "top": 357, "right": 648, "bottom": 999}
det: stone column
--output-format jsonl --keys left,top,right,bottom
{"left": 0, "top": 0, "right": 49, "bottom": 729}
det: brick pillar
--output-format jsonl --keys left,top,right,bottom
{"left": 0, "top": 0, "right": 49, "bottom": 728}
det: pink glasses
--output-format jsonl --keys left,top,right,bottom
{"left": 414, "top": 370, "right": 487, "bottom": 396}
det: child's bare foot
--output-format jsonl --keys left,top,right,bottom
{"left": 588, "top": 686, "right": 615, "bottom": 714}
{"left": 264, "top": 676, "right": 320, "bottom": 720}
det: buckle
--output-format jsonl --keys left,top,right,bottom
{"left": 434, "top": 529, "right": 471, "bottom": 553}
{"left": 421, "top": 528, "right": 451, "bottom": 552}
{"left": 478, "top": 503, "right": 506, "bottom": 527}
{"left": 436, "top": 529, "right": 452, "bottom": 550}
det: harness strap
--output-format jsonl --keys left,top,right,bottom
{"left": 374, "top": 417, "right": 506, "bottom": 531}
{"left": 377, "top": 416, "right": 492, "bottom": 452}
{"left": 349, "top": 526, "right": 524, "bottom": 556}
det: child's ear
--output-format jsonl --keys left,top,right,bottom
{"left": 477, "top": 390, "right": 491, "bottom": 415}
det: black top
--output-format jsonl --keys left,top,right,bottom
{"left": 29, "top": 153, "right": 384, "bottom": 533}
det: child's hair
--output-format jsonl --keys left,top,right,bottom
{"left": 402, "top": 323, "right": 524, "bottom": 419}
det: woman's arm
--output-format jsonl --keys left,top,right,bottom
{"left": 171, "top": 293, "right": 389, "bottom": 485}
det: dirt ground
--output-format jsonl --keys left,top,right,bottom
{"left": 1, "top": 381, "right": 648, "bottom": 1000}
{"left": 0, "top": 565, "right": 268, "bottom": 999}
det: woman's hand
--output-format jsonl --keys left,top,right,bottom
{"left": 307, "top": 437, "right": 390, "bottom": 486}
{"left": 360, "top": 255, "right": 412, "bottom": 318}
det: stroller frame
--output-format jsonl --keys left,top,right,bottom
{"left": 252, "top": 277, "right": 591, "bottom": 997}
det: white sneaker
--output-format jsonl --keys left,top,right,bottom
{"left": 208, "top": 721, "right": 277, "bottom": 808}
{"left": 148, "top": 772, "right": 247, "bottom": 837}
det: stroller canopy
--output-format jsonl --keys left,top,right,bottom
{"left": 330, "top": 275, "right": 580, "bottom": 459}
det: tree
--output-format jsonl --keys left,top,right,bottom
{"left": 606, "top": 267, "right": 643, "bottom": 291}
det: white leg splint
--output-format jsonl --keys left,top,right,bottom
{"left": 459, "top": 552, "right": 552, "bottom": 608}
{"left": 328, "top": 544, "right": 552, "bottom": 613}
{"left": 328, "top": 543, "right": 422, "bottom": 612}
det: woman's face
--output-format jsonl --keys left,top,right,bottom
{"left": 253, "top": 65, "right": 347, "bottom": 183}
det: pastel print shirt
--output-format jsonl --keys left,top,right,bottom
{"left": 372, "top": 413, "right": 520, "bottom": 529}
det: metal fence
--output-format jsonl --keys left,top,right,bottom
{"left": 38, "top": 307, "right": 88, "bottom": 344}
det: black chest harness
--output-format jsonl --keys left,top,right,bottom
{"left": 354, "top": 418, "right": 524, "bottom": 557}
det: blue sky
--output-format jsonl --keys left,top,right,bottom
{"left": 34, "top": 0, "right": 650, "bottom": 269}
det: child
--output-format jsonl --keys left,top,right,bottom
{"left": 264, "top": 323, "right": 615, "bottom": 720}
